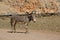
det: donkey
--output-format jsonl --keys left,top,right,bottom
{"left": 10, "top": 11, "right": 36, "bottom": 33}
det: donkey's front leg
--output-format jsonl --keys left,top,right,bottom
{"left": 24, "top": 23, "right": 29, "bottom": 33}
{"left": 13, "top": 21, "right": 17, "bottom": 33}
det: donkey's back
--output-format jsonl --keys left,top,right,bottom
{"left": 11, "top": 14, "right": 29, "bottom": 23}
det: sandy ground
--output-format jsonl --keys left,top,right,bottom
{"left": 0, "top": 29, "right": 60, "bottom": 40}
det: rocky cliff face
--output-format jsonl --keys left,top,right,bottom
{"left": 0, "top": 0, "right": 60, "bottom": 14}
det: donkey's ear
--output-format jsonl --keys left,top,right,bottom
{"left": 25, "top": 12, "right": 29, "bottom": 15}
{"left": 31, "top": 10, "right": 36, "bottom": 14}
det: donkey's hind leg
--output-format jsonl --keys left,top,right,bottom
{"left": 11, "top": 19, "right": 16, "bottom": 33}
{"left": 11, "top": 18, "right": 14, "bottom": 33}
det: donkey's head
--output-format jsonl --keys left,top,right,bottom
{"left": 27, "top": 11, "right": 36, "bottom": 23}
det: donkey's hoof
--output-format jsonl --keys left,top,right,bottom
{"left": 11, "top": 31, "right": 13, "bottom": 33}
{"left": 25, "top": 31, "right": 28, "bottom": 34}
{"left": 13, "top": 31, "right": 16, "bottom": 33}
{"left": 7, "top": 31, "right": 13, "bottom": 33}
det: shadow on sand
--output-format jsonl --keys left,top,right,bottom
{"left": 7, "top": 31, "right": 28, "bottom": 34}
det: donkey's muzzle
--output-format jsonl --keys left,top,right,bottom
{"left": 33, "top": 19, "right": 36, "bottom": 23}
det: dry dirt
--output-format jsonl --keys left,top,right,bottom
{"left": 0, "top": 29, "right": 60, "bottom": 40}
